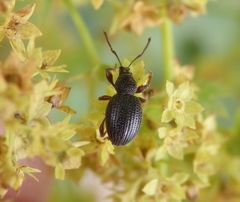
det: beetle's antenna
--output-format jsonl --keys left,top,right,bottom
{"left": 128, "top": 38, "right": 151, "bottom": 68}
{"left": 104, "top": 32, "right": 122, "bottom": 66}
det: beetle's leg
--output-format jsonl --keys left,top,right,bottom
{"left": 136, "top": 73, "right": 152, "bottom": 93}
{"left": 99, "top": 118, "right": 106, "bottom": 137}
{"left": 106, "top": 68, "right": 115, "bottom": 87}
{"left": 98, "top": 95, "right": 112, "bottom": 100}
{"left": 143, "top": 88, "right": 155, "bottom": 100}
{"left": 138, "top": 97, "right": 146, "bottom": 103}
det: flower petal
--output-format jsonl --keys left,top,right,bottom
{"left": 158, "top": 127, "right": 168, "bottom": 139}
{"left": 165, "top": 137, "right": 185, "bottom": 160}
{"left": 100, "top": 140, "right": 114, "bottom": 166}
{"left": 175, "top": 82, "right": 192, "bottom": 101}
{"left": 43, "top": 49, "right": 61, "bottom": 65}
{"left": 185, "top": 101, "right": 203, "bottom": 114}
{"left": 184, "top": 114, "right": 196, "bottom": 129}
{"left": 161, "top": 109, "right": 173, "bottom": 123}
{"left": 15, "top": 4, "right": 36, "bottom": 23}
{"left": 155, "top": 146, "right": 167, "bottom": 161}
{"left": 17, "top": 22, "right": 42, "bottom": 39}
{"left": 142, "top": 179, "right": 158, "bottom": 196}
{"left": 171, "top": 172, "right": 189, "bottom": 184}
{"left": 175, "top": 114, "right": 195, "bottom": 129}
{"left": 9, "top": 39, "right": 26, "bottom": 61}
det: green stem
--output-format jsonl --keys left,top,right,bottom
{"left": 160, "top": 19, "right": 174, "bottom": 81}
{"left": 63, "top": 0, "right": 100, "bottom": 66}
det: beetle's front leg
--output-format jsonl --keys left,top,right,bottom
{"left": 98, "top": 95, "right": 112, "bottom": 100}
{"left": 106, "top": 68, "right": 115, "bottom": 87}
{"left": 136, "top": 73, "right": 152, "bottom": 93}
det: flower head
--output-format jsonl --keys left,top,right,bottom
{"left": 143, "top": 173, "right": 189, "bottom": 202}
{"left": 157, "top": 127, "right": 199, "bottom": 160}
{"left": 0, "top": 3, "right": 41, "bottom": 60}
{"left": 162, "top": 81, "right": 203, "bottom": 129}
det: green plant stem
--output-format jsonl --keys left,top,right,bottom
{"left": 160, "top": 19, "right": 174, "bottom": 81}
{"left": 63, "top": 0, "right": 100, "bottom": 66}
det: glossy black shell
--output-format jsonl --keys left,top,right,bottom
{"left": 106, "top": 94, "right": 142, "bottom": 146}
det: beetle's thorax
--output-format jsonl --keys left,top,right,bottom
{"left": 115, "top": 66, "right": 137, "bottom": 95}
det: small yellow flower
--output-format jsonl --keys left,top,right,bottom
{"left": 162, "top": 81, "right": 203, "bottom": 129}
{"left": 143, "top": 173, "right": 189, "bottom": 202}
{"left": 0, "top": 4, "right": 42, "bottom": 60}
{"left": 96, "top": 129, "right": 115, "bottom": 166}
{"left": 157, "top": 127, "right": 199, "bottom": 160}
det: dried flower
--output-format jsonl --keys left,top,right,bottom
{"left": 110, "top": 1, "right": 162, "bottom": 35}
{"left": 0, "top": 0, "right": 15, "bottom": 13}
{"left": 173, "top": 61, "right": 194, "bottom": 84}
{"left": 168, "top": 0, "right": 208, "bottom": 23}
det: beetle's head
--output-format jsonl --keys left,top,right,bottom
{"left": 119, "top": 66, "right": 131, "bottom": 74}
{"left": 115, "top": 67, "right": 137, "bottom": 94}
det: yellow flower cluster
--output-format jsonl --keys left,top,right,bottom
{"left": 0, "top": 0, "right": 84, "bottom": 197}
{"left": 146, "top": 70, "right": 221, "bottom": 201}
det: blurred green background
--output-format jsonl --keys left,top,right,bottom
{"left": 2, "top": 0, "right": 240, "bottom": 201}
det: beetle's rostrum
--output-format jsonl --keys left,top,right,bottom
{"left": 98, "top": 32, "right": 152, "bottom": 146}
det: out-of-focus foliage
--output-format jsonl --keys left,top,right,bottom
{"left": 0, "top": 0, "right": 240, "bottom": 202}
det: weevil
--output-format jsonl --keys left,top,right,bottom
{"left": 98, "top": 32, "right": 152, "bottom": 146}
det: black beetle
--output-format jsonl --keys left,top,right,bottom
{"left": 98, "top": 32, "right": 152, "bottom": 146}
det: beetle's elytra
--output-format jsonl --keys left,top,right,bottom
{"left": 98, "top": 32, "right": 152, "bottom": 146}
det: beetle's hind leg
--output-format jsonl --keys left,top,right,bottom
{"left": 136, "top": 73, "right": 152, "bottom": 93}
{"left": 98, "top": 95, "right": 112, "bottom": 100}
{"left": 99, "top": 118, "right": 107, "bottom": 137}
